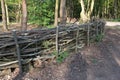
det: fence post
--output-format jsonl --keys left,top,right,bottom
{"left": 96, "top": 25, "right": 99, "bottom": 36}
{"left": 87, "top": 24, "right": 90, "bottom": 46}
{"left": 56, "top": 26, "right": 59, "bottom": 57}
{"left": 75, "top": 27, "right": 79, "bottom": 53}
{"left": 12, "top": 30, "right": 23, "bottom": 74}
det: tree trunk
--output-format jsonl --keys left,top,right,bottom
{"left": 16, "top": 1, "right": 21, "bottom": 24}
{"left": 54, "top": 0, "right": 59, "bottom": 26}
{"left": 60, "top": 0, "right": 66, "bottom": 25}
{"left": 79, "top": 0, "right": 88, "bottom": 22}
{"left": 79, "top": 0, "right": 95, "bottom": 22}
{"left": 21, "top": 0, "right": 27, "bottom": 31}
{"left": 114, "top": 0, "right": 118, "bottom": 19}
{"left": 87, "top": 0, "right": 94, "bottom": 18}
{"left": 5, "top": 2, "right": 9, "bottom": 24}
{"left": 1, "top": 0, "right": 8, "bottom": 31}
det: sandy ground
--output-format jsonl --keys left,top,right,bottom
{"left": 106, "top": 21, "right": 120, "bottom": 27}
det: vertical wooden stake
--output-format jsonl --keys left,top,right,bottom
{"left": 56, "top": 26, "right": 59, "bottom": 56}
{"left": 12, "top": 30, "right": 23, "bottom": 74}
{"left": 75, "top": 27, "right": 79, "bottom": 53}
{"left": 96, "top": 25, "right": 98, "bottom": 36}
{"left": 87, "top": 24, "right": 90, "bottom": 46}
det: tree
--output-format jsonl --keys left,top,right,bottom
{"left": 1, "top": 0, "right": 8, "bottom": 31}
{"left": 5, "top": 0, "right": 9, "bottom": 24}
{"left": 66, "top": 0, "right": 81, "bottom": 19}
{"left": 21, "top": 0, "right": 27, "bottom": 31}
{"left": 79, "top": 0, "right": 95, "bottom": 22}
{"left": 60, "top": 0, "right": 66, "bottom": 25}
{"left": 16, "top": 0, "right": 22, "bottom": 24}
{"left": 27, "top": 0, "right": 55, "bottom": 26}
{"left": 114, "top": 0, "right": 118, "bottom": 19}
{"left": 54, "top": 0, "right": 59, "bottom": 26}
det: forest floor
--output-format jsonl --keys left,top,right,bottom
{"left": 0, "top": 22, "right": 120, "bottom": 80}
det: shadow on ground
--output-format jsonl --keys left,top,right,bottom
{"left": 79, "top": 28, "right": 120, "bottom": 80}
{"left": 66, "top": 53, "right": 87, "bottom": 80}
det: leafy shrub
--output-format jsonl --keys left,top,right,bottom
{"left": 53, "top": 51, "right": 69, "bottom": 63}
{"left": 27, "top": 0, "right": 55, "bottom": 26}
{"left": 95, "top": 33, "right": 104, "bottom": 42}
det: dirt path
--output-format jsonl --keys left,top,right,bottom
{"left": 81, "top": 27, "right": 120, "bottom": 80}
{"left": 1, "top": 22, "right": 120, "bottom": 80}
{"left": 106, "top": 21, "right": 120, "bottom": 27}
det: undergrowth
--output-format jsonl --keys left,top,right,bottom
{"left": 53, "top": 51, "right": 69, "bottom": 63}
{"left": 95, "top": 33, "right": 104, "bottom": 42}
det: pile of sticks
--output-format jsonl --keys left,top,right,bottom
{"left": 0, "top": 19, "right": 105, "bottom": 70}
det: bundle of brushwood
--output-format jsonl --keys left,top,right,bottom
{"left": 0, "top": 19, "right": 105, "bottom": 70}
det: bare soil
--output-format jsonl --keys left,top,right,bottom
{"left": 0, "top": 22, "right": 120, "bottom": 80}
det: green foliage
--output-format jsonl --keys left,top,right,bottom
{"left": 108, "top": 19, "right": 120, "bottom": 22}
{"left": 53, "top": 51, "right": 69, "bottom": 63}
{"left": 91, "top": 57, "right": 98, "bottom": 64}
{"left": 95, "top": 33, "right": 104, "bottom": 42}
{"left": 1, "top": 0, "right": 120, "bottom": 26}
{"left": 47, "top": 25, "right": 55, "bottom": 29}
{"left": 27, "top": 0, "right": 55, "bottom": 26}
{"left": 42, "top": 41, "right": 52, "bottom": 48}
{"left": 57, "top": 51, "right": 69, "bottom": 63}
{"left": 89, "top": 33, "right": 104, "bottom": 43}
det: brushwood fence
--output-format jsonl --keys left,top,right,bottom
{"left": 0, "top": 19, "right": 105, "bottom": 73}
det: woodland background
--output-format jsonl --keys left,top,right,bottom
{"left": 0, "top": 0, "right": 120, "bottom": 32}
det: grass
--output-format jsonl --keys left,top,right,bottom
{"left": 95, "top": 33, "right": 104, "bottom": 42}
{"left": 53, "top": 51, "right": 69, "bottom": 63}
{"left": 107, "top": 19, "right": 120, "bottom": 22}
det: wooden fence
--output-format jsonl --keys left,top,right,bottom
{"left": 0, "top": 19, "right": 105, "bottom": 73}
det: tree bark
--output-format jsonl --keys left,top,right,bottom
{"left": 21, "top": 0, "right": 27, "bottom": 31}
{"left": 79, "top": 0, "right": 88, "bottom": 22}
{"left": 79, "top": 0, "right": 95, "bottom": 22}
{"left": 1, "top": 0, "right": 8, "bottom": 31}
{"left": 114, "top": 0, "right": 118, "bottom": 19}
{"left": 60, "top": 0, "right": 66, "bottom": 25}
{"left": 54, "top": 0, "right": 59, "bottom": 26}
{"left": 16, "top": 1, "right": 21, "bottom": 24}
{"left": 5, "top": 2, "right": 9, "bottom": 24}
{"left": 87, "top": 0, "right": 95, "bottom": 18}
